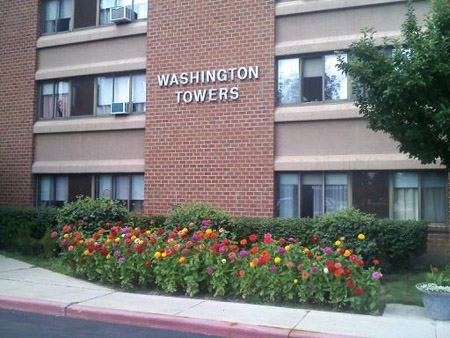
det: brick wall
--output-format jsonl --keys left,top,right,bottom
{"left": 145, "top": 1, "right": 275, "bottom": 216}
{"left": 0, "top": 1, "right": 38, "bottom": 206}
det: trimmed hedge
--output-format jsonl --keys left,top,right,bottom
{"left": 0, "top": 206, "right": 59, "bottom": 256}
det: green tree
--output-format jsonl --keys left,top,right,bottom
{"left": 337, "top": 0, "right": 450, "bottom": 167}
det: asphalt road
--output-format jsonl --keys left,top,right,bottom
{"left": 0, "top": 309, "right": 224, "bottom": 338}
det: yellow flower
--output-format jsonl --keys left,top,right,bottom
{"left": 334, "top": 240, "right": 342, "bottom": 246}
{"left": 154, "top": 252, "right": 161, "bottom": 259}
{"left": 78, "top": 240, "right": 84, "bottom": 245}
{"left": 106, "top": 238, "right": 112, "bottom": 244}
{"left": 131, "top": 235, "right": 136, "bottom": 241}
{"left": 145, "top": 230, "right": 151, "bottom": 236}
{"left": 303, "top": 247, "right": 310, "bottom": 253}
{"left": 106, "top": 254, "right": 111, "bottom": 260}
{"left": 205, "top": 229, "right": 213, "bottom": 235}
{"left": 63, "top": 234, "right": 70, "bottom": 239}
{"left": 358, "top": 233, "right": 366, "bottom": 240}
{"left": 114, "top": 237, "right": 120, "bottom": 243}
{"left": 249, "top": 261, "right": 256, "bottom": 268}
{"left": 274, "top": 257, "right": 281, "bottom": 264}
{"left": 293, "top": 279, "right": 298, "bottom": 284}
{"left": 161, "top": 252, "right": 167, "bottom": 258}
{"left": 182, "top": 228, "right": 188, "bottom": 234}
{"left": 344, "top": 249, "right": 351, "bottom": 257}
{"left": 285, "top": 244, "right": 292, "bottom": 251}
{"left": 83, "top": 250, "right": 90, "bottom": 256}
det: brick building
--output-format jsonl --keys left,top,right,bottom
{"left": 0, "top": 0, "right": 448, "bottom": 261}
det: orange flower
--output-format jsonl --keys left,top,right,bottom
{"left": 250, "top": 247, "right": 259, "bottom": 254}
{"left": 240, "top": 239, "right": 248, "bottom": 246}
{"left": 178, "top": 256, "right": 186, "bottom": 264}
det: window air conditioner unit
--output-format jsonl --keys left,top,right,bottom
{"left": 111, "top": 102, "right": 129, "bottom": 115}
{"left": 110, "top": 6, "right": 136, "bottom": 24}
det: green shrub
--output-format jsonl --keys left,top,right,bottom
{"left": 228, "top": 217, "right": 316, "bottom": 243}
{"left": 57, "top": 196, "right": 129, "bottom": 233}
{"left": 164, "top": 203, "right": 231, "bottom": 230}
{"left": 375, "top": 219, "right": 428, "bottom": 270}
{"left": 126, "top": 212, "right": 167, "bottom": 229}
{"left": 315, "top": 208, "right": 379, "bottom": 264}
{"left": 0, "top": 206, "right": 58, "bottom": 255}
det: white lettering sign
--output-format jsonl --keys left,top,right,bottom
{"left": 157, "top": 66, "right": 258, "bottom": 104}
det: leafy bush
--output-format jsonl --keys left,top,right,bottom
{"left": 57, "top": 196, "right": 129, "bottom": 233}
{"left": 164, "top": 203, "right": 231, "bottom": 231}
{"left": 126, "top": 212, "right": 167, "bottom": 229}
{"left": 228, "top": 217, "right": 316, "bottom": 244}
{"left": 0, "top": 206, "right": 58, "bottom": 255}
{"left": 375, "top": 219, "right": 428, "bottom": 270}
{"left": 315, "top": 209, "right": 380, "bottom": 266}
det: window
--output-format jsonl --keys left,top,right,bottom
{"left": 37, "top": 175, "right": 68, "bottom": 207}
{"left": 36, "top": 174, "right": 144, "bottom": 211}
{"left": 41, "top": 0, "right": 147, "bottom": 35}
{"left": 40, "top": 81, "right": 70, "bottom": 119}
{"left": 99, "top": 0, "right": 147, "bottom": 25}
{"left": 38, "top": 73, "right": 145, "bottom": 119}
{"left": 277, "top": 53, "right": 348, "bottom": 105}
{"left": 97, "top": 74, "right": 146, "bottom": 115}
{"left": 42, "top": 0, "right": 72, "bottom": 34}
{"left": 95, "top": 174, "right": 144, "bottom": 211}
{"left": 276, "top": 171, "right": 447, "bottom": 223}
{"left": 352, "top": 172, "right": 389, "bottom": 218}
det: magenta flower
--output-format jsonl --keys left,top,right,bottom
{"left": 311, "top": 266, "right": 319, "bottom": 274}
{"left": 113, "top": 250, "right": 121, "bottom": 257}
{"left": 207, "top": 267, "right": 214, "bottom": 275}
{"left": 218, "top": 246, "right": 226, "bottom": 254}
{"left": 297, "top": 264, "right": 304, "bottom": 271}
{"left": 239, "top": 249, "right": 248, "bottom": 258}
{"left": 118, "top": 257, "right": 126, "bottom": 264}
{"left": 278, "top": 247, "right": 285, "bottom": 254}
{"left": 270, "top": 265, "right": 278, "bottom": 273}
{"left": 323, "top": 247, "right": 332, "bottom": 255}
{"left": 372, "top": 271, "right": 382, "bottom": 280}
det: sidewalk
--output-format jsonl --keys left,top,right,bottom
{"left": 0, "top": 255, "right": 449, "bottom": 338}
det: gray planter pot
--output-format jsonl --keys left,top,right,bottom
{"left": 416, "top": 283, "right": 450, "bottom": 321}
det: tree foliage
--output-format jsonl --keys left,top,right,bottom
{"left": 338, "top": 0, "right": 450, "bottom": 167}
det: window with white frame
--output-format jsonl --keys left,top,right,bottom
{"left": 42, "top": 0, "right": 72, "bottom": 33}
{"left": 277, "top": 53, "right": 348, "bottom": 105}
{"left": 276, "top": 171, "right": 447, "bottom": 223}
{"left": 38, "top": 73, "right": 145, "bottom": 119}
{"left": 40, "top": 81, "right": 70, "bottom": 119}
{"left": 36, "top": 174, "right": 144, "bottom": 211}
{"left": 37, "top": 175, "right": 68, "bottom": 207}
{"left": 95, "top": 174, "right": 144, "bottom": 211}
{"left": 96, "top": 74, "right": 146, "bottom": 115}
{"left": 99, "top": 0, "right": 147, "bottom": 25}
{"left": 41, "top": 0, "right": 147, "bottom": 35}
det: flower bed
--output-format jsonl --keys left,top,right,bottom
{"left": 53, "top": 219, "right": 383, "bottom": 315}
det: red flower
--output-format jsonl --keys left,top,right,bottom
{"left": 144, "top": 260, "right": 151, "bottom": 267}
{"left": 249, "top": 234, "right": 258, "bottom": 242}
{"left": 372, "top": 259, "right": 380, "bottom": 266}
{"left": 311, "top": 235, "right": 319, "bottom": 244}
{"left": 355, "top": 287, "right": 363, "bottom": 296}
{"left": 346, "top": 279, "right": 355, "bottom": 288}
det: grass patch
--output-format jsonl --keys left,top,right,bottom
{"left": 380, "top": 271, "right": 427, "bottom": 306}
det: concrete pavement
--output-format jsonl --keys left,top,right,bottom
{"left": 0, "top": 254, "right": 449, "bottom": 338}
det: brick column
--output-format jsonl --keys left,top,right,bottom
{"left": 145, "top": 1, "right": 275, "bottom": 216}
{"left": 0, "top": 1, "right": 39, "bottom": 206}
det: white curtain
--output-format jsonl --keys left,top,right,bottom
{"left": 325, "top": 173, "right": 348, "bottom": 214}
{"left": 312, "top": 185, "right": 323, "bottom": 217}
{"left": 55, "top": 176, "right": 67, "bottom": 202}
{"left": 277, "top": 174, "right": 298, "bottom": 217}
{"left": 115, "top": 176, "right": 130, "bottom": 200}
{"left": 394, "top": 188, "right": 419, "bottom": 220}
{"left": 60, "top": 0, "right": 72, "bottom": 18}
{"left": 97, "top": 77, "right": 113, "bottom": 115}
{"left": 422, "top": 173, "right": 446, "bottom": 223}
{"left": 40, "top": 176, "right": 52, "bottom": 206}
{"left": 114, "top": 76, "right": 130, "bottom": 103}
{"left": 132, "top": 74, "right": 146, "bottom": 112}
{"left": 97, "top": 175, "right": 112, "bottom": 199}
{"left": 133, "top": 0, "right": 148, "bottom": 19}
{"left": 99, "top": 0, "right": 116, "bottom": 24}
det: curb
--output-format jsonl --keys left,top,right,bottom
{"left": 0, "top": 296, "right": 361, "bottom": 338}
